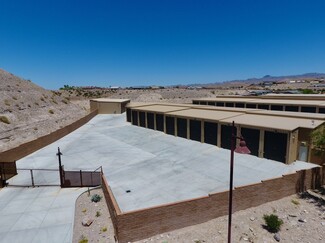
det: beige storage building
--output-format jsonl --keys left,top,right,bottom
{"left": 126, "top": 103, "right": 325, "bottom": 164}
{"left": 90, "top": 98, "right": 130, "bottom": 114}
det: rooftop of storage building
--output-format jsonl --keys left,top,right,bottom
{"left": 192, "top": 96, "right": 325, "bottom": 106}
{"left": 126, "top": 103, "right": 325, "bottom": 131}
{"left": 90, "top": 98, "right": 130, "bottom": 103}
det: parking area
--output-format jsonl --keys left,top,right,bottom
{"left": 9, "top": 114, "right": 317, "bottom": 212}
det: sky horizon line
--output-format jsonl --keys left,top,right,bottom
{"left": 2, "top": 67, "right": 325, "bottom": 89}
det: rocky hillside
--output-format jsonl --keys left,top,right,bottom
{"left": 0, "top": 69, "right": 87, "bottom": 152}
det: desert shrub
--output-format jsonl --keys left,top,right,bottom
{"left": 0, "top": 116, "right": 10, "bottom": 124}
{"left": 4, "top": 99, "right": 10, "bottom": 106}
{"left": 101, "top": 227, "right": 107, "bottom": 232}
{"left": 34, "top": 102, "right": 39, "bottom": 106}
{"left": 12, "top": 96, "right": 17, "bottom": 100}
{"left": 291, "top": 199, "right": 300, "bottom": 205}
{"left": 96, "top": 211, "right": 101, "bottom": 217}
{"left": 48, "top": 109, "right": 54, "bottom": 114}
{"left": 62, "top": 99, "right": 68, "bottom": 104}
{"left": 91, "top": 194, "right": 102, "bottom": 203}
{"left": 263, "top": 214, "right": 283, "bottom": 233}
{"left": 79, "top": 235, "right": 88, "bottom": 243}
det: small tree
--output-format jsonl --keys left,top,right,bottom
{"left": 263, "top": 214, "right": 283, "bottom": 233}
{"left": 310, "top": 125, "right": 325, "bottom": 156}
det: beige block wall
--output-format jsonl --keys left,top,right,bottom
{"left": 102, "top": 167, "right": 322, "bottom": 243}
{"left": 0, "top": 110, "right": 98, "bottom": 163}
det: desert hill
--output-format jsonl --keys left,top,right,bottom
{"left": 0, "top": 69, "right": 87, "bottom": 152}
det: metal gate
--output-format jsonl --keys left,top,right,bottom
{"left": 7, "top": 168, "right": 60, "bottom": 187}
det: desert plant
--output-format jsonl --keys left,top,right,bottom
{"left": 82, "top": 208, "right": 87, "bottom": 213}
{"left": 0, "top": 116, "right": 10, "bottom": 124}
{"left": 291, "top": 199, "right": 300, "bottom": 205}
{"left": 101, "top": 227, "right": 107, "bottom": 232}
{"left": 4, "top": 99, "right": 10, "bottom": 106}
{"left": 96, "top": 211, "right": 101, "bottom": 217}
{"left": 12, "top": 96, "right": 17, "bottom": 100}
{"left": 79, "top": 235, "right": 88, "bottom": 243}
{"left": 91, "top": 194, "right": 102, "bottom": 203}
{"left": 263, "top": 214, "right": 283, "bottom": 233}
{"left": 48, "top": 109, "right": 54, "bottom": 114}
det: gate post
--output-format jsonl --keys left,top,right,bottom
{"left": 56, "top": 147, "right": 64, "bottom": 187}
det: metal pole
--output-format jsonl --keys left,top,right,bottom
{"left": 30, "top": 169, "right": 35, "bottom": 187}
{"left": 228, "top": 121, "right": 235, "bottom": 243}
{"left": 80, "top": 170, "right": 83, "bottom": 187}
{"left": 57, "top": 147, "right": 63, "bottom": 187}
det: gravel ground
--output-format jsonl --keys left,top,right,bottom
{"left": 73, "top": 188, "right": 115, "bottom": 243}
{"left": 73, "top": 189, "right": 325, "bottom": 243}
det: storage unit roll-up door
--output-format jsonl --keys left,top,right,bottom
{"left": 264, "top": 131, "right": 287, "bottom": 163}
{"left": 285, "top": 106, "right": 299, "bottom": 112}
{"left": 139, "top": 112, "right": 146, "bottom": 127}
{"left": 166, "top": 116, "right": 175, "bottom": 135}
{"left": 301, "top": 106, "right": 316, "bottom": 113}
{"left": 240, "top": 127, "right": 260, "bottom": 156}
{"left": 131, "top": 110, "right": 138, "bottom": 126}
{"left": 126, "top": 108, "right": 131, "bottom": 122}
{"left": 221, "top": 125, "right": 236, "bottom": 149}
{"left": 147, "top": 113, "right": 154, "bottom": 129}
{"left": 177, "top": 118, "right": 187, "bottom": 138}
{"left": 190, "top": 120, "right": 201, "bottom": 142}
{"left": 204, "top": 121, "right": 218, "bottom": 145}
{"left": 156, "top": 114, "right": 164, "bottom": 132}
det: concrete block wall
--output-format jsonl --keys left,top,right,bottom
{"left": 102, "top": 167, "right": 322, "bottom": 243}
{"left": 0, "top": 110, "right": 98, "bottom": 162}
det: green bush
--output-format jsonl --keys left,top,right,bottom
{"left": 263, "top": 214, "right": 283, "bottom": 233}
{"left": 48, "top": 109, "right": 54, "bottom": 114}
{"left": 0, "top": 116, "right": 10, "bottom": 124}
{"left": 91, "top": 194, "right": 102, "bottom": 203}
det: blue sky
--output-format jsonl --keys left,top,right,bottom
{"left": 1, "top": 0, "right": 325, "bottom": 89}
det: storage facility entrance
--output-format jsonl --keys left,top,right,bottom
{"left": 204, "top": 122, "right": 218, "bottom": 145}
{"left": 177, "top": 118, "right": 187, "bottom": 138}
{"left": 264, "top": 131, "right": 288, "bottom": 163}
{"left": 241, "top": 127, "right": 260, "bottom": 156}
{"left": 190, "top": 120, "right": 201, "bottom": 142}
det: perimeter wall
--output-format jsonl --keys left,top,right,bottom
{"left": 0, "top": 110, "right": 98, "bottom": 163}
{"left": 102, "top": 167, "right": 322, "bottom": 243}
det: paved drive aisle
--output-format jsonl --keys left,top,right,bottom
{"left": 0, "top": 186, "right": 84, "bottom": 243}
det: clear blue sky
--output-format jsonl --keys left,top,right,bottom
{"left": 1, "top": 0, "right": 325, "bottom": 89}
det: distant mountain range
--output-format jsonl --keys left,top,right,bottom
{"left": 187, "top": 73, "right": 325, "bottom": 87}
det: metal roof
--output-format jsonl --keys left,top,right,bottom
{"left": 167, "top": 108, "right": 244, "bottom": 121}
{"left": 248, "top": 110, "right": 325, "bottom": 120}
{"left": 131, "top": 104, "right": 189, "bottom": 113}
{"left": 128, "top": 103, "right": 325, "bottom": 131}
{"left": 221, "top": 113, "right": 323, "bottom": 131}
{"left": 192, "top": 97, "right": 325, "bottom": 106}
{"left": 91, "top": 98, "right": 130, "bottom": 103}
